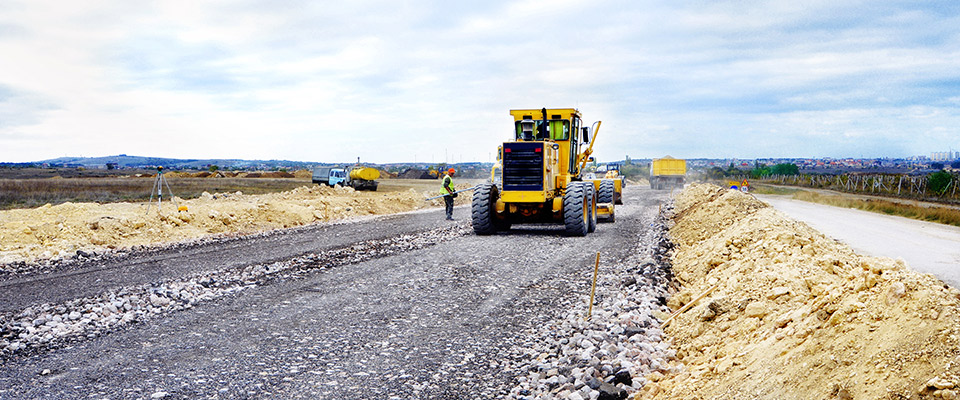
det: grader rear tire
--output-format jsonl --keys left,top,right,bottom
{"left": 563, "top": 182, "right": 588, "bottom": 236}
{"left": 599, "top": 180, "right": 614, "bottom": 203}
{"left": 471, "top": 183, "right": 498, "bottom": 235}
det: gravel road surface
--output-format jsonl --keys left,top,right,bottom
{"left": 0, "top": 209, "right": 466, "bottom": 314}
{"left": 0, "top": 187, "right": 669, "bottom": 399}
{"left": 758, "top": 194, "right": 960, "bottom": 289}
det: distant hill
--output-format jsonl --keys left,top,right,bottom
{"left": 34, "top": 155, "right": 315, "bottom": 170}
{"left": 5, "top": 155, "right": 495, "bottom": 174}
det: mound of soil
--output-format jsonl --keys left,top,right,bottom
{"left": 0, "top": 183, "right": 472, "bottom": 266}
{"left": 645, "top": 184, "right": 960, "bottom": 399}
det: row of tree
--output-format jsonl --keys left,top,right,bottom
{"left": 931, "top": 161, "right": 960, "bottom": 170}
{"left": 705, "top": 163, "right": 799, "bottom": 179}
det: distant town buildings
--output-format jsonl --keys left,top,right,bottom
{"left": 930, "top": 151, "right": 959, "bottom": 162}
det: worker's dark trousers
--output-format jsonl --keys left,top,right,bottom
{"left": 444, "top": 195, "right": 454, "bottom": 219}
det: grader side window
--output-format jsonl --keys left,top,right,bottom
{"left": 549, "top": 120, "right": 570, "bottom": 140}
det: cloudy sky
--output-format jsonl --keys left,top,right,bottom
{"left": 1, "top": 0, "right": 959, "bottom": 164}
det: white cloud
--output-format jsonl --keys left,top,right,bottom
{"left": 0, "top": 0, "right": 959, "bottom": 163}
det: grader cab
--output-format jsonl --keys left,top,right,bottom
{"left": 472, "top": 108, "right": 616, "bottom": 236}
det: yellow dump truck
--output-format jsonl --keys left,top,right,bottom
{"left": 650, "top": 157, "right": 686, "bottom": 190}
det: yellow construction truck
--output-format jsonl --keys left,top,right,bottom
{"left": 649, "top": 156, "right": 686, "bottom": 190}
{"left": 472, "top": 108, "right": 616, "bottom": 236}
{"left": 312, "top": 165, "right": 380, "bottom": 190}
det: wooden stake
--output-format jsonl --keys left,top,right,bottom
{"left": 661, "top": 284, "right": 719, "bottom": 328}
{"left": 587, "top": 252, "right": 600, "bottom": 319}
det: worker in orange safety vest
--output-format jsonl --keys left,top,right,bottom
{"left": 441, "top": 168, "right": 456, "bottom": 220}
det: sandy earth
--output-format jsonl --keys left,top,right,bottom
{"left": 0, "top": 182, "right": 473, "bottom": 266}
{"left": 757, "top": 194, "right": 960, "bottom": 290}
{"left": 644, "top": 184, "right": 960, "bottom": 400}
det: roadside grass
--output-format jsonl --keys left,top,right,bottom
{"left": 791, "top": 191, "right": 960, "bottom": 228}
{"left": 0, "top": 177, "right": 312, "bottom": 210}
{"left": 747, "top": 184, "right": 801, "bottom": 196}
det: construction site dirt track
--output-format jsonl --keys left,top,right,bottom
{"left": 0, "top": 185, "right": 670, "bottom": 399}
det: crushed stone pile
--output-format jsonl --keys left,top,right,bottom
{"left": 506, "top": 209, "right": 676, "bottom": 400}
{"left": 0, "top": 183, "right": 473, "bottom": 267}
{"left": 645, "top": 184, "right": 960, "bottom": 399}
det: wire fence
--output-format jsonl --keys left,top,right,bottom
{"left": 750, "top": 172, "right": 960, "bottom": 202}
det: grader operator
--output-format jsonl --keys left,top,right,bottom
{"left": 472, "top": 108, "right": 615, "bottom": 236}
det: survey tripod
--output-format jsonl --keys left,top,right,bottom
{"left": 147, "top": 166, "right": 180, "bottom": 215}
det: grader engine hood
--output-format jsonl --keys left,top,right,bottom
{"left": 502, "top": 142, "right": 544, "bottom": 192}
{"left": 499, "top": 140, "right": 562, "bottom": 204}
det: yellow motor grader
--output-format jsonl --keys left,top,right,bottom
{"left": 472, "top": 108, "right": 617, "bottom": 236}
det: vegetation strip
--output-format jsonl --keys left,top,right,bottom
{"left": 752, "top": 184, "right": 960, "bottom": 228}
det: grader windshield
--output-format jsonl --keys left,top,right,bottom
{"left": 514, "top": 119, "right": 570, "bottom": 141}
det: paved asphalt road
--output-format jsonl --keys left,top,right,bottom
{"left": 0, "top": 187, "right": 668, "bottom": 399}
{"left": 758, "top": 194, "right": 960, "bottom": 289}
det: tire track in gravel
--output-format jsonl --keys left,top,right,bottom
{"left": 0, "top": 207, "right": 460, "bottom": 314}
{"left": 0, "top": 224, "right": 472, "bottom": 356}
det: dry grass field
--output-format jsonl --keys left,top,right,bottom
{"left": 0, "top": 166, "right": 487, "bottom": 210}
{"left": 0, "top": 177, "right": 313, "bottom": 210}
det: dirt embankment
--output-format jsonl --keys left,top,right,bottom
{"left": 644, "top": 184, "right": 960, "bottom": 399}
{"left": 0, "top": 183, "right": 473, "bottom": 266}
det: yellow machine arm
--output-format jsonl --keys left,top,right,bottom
{"left": 577, "top": 121, "right": 601, "bottom": 176}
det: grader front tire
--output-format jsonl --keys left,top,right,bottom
{"left": 585, "top": 183, "right": 597, "bottom": 233}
